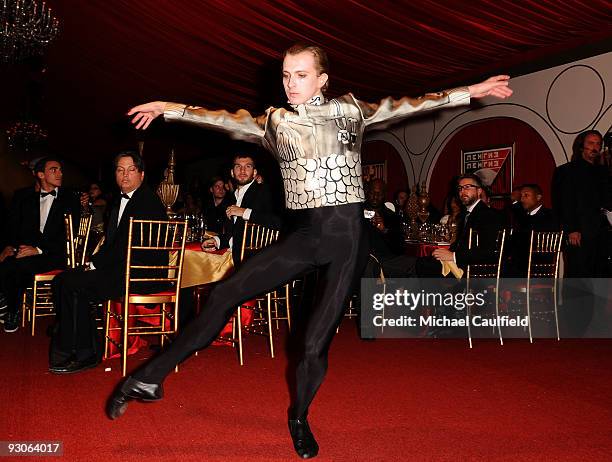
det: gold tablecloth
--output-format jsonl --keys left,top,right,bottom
{"left": 180, "top": 243, "right": 234, "bottom": 288}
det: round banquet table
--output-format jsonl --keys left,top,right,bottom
{"left": 404, "top": 240, "right": 450, "bottom": 257}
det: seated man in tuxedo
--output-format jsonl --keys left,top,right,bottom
{"left": 49, "top": 151, "right": 167, "bottom": 374}
{"left": 0, "top": 157, "right": 83, "bottom": 333}
{"left": 363, "top": 179, "right": 413, "bottom": 278}
{"left": 418, "top": 173, "right": 504, "bottom": 275}
{"left": 505, "top": 183, "right": 559, "bottom": 276}
{"left": 201, "top": 154, "right": 281, "bottom": 266}
{"left": 518, "top": 184, "right": 558, "bottom": 232}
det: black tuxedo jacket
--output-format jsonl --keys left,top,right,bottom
{"left": 202, "top": 195, "right": 233, "bottom": 234}
{"left": 507, "top": 201, "right": 527, "bottom": 230}
{"left": 7, "top": 186, "right": 81, "bottom": 264}
{"left": 505, "top": 207, "right": 560, "bottom": 276}
{"left": 552, "top": 158, "right": 610, "bottom": 239}
{"left": 366, "top": 205, "right": 404, "bottom": 259}
{"left": 91, "top": 185, "right": 168, "bottom": 293}
{"left": 451, "top": 200, "right": 504, "bottom": 269}
{"left": 218, "top": 182, "right": 282, "bottom": 264}
{"left": 520, "top": 207, "right": 559, "bottom": 233}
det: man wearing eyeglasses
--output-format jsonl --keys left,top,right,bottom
{"left": 430, "top": 174, "right": 504, "bottom": 270}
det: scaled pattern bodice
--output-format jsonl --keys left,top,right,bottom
{"left": 263, "top": 95, "right": 365, "bottom": 209}
{"left": 164, "top": 88, "right": 470, "bottom": 210}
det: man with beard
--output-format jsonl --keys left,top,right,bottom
{"left": 430, "top": 174, "right": 504, "bottom": 271}
{"left": 201, "top": 154, "right": 282, "bottom": 266}
{"left": 552, "top": 130, "right": 610, "bottom": 277}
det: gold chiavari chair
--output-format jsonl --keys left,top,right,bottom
{"left": 222, "top": 222, "right": 289, "bottom": 366}
{"left": 104, "top": 218, "right": 188, "bottom": 376}
{"left": 21, "top": 213, "right": 92, "bottom": 336}
{"left": 521, "top": 230, "right": 564, "bottom": 343}
{"left": 465, "top": 228, "right": 506, "bottom": 348}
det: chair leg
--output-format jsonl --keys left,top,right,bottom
{"left": 122, "top": 302, "right": 129, "bottom": 377}
{"left": 553, "top": 282, "right": 560, "bottom": 341}
{"left": 267, "top": 293, "right": 274, "bottom": 359}
{"left": 466, "top": 304, "right": 473, "bottom": 349}
{"left": 237, "top": 307, "right": 244, "bottom": 366}
{"left": 526, "top": 283, "right": 533, "bottom": 343}
{"left": 31, "top": 281, "right": 38, "bottom": 336}
{"left": 160, "top": 303, "right": 166, "bottom": 349}
{"left": 272, "top": 290, "right": 279, "bottom": 330}
{"left": 21, "top": 290, "right": 28, "bottom": 328}
{"left": 494, "top": 283, "right": 503, "bottom": 346}
{"left": 104, "top": 301, "right": 111, "bottom": 360}
{"left": 285, "top": 284, "right": 291, "bottom": 330}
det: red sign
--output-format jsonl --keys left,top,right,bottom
{"left": 461, "top": 146, "right": 513, "bottom": 186}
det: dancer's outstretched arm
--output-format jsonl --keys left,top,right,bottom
{"left": 358, "top": 75, "right": 512, "bottom": 129}
{"left": 127, "top": 101, "right": 267, "bottom": 143}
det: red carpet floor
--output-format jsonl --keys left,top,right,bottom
{"left": 2, "top": 319, "right": 612, "bottom": 461}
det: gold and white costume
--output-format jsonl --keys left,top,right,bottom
{"left": 164, "top": 88, "right": 470, "bottom": 209}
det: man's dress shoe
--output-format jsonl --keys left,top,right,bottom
{"left": 106, "top": 376, "right": 163, "bottom": 420}
{"left": 288, "top": 418, "right": 319, "bottom": 459}
{"left": 49, "top": 356, "right": 99, "bottom": 374}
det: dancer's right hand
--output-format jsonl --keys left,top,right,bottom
{"left": 127, "top": 101, "right": 166, "bottom": 129}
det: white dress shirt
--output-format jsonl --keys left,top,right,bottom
{"left": 37, "top": 188, "right": 58, "bottom": 254}
{"left": 39, "top": 188, "right": 57, "bottom": 233}
{"left": 117, "top": 189, "right": 136, "bottom": 226}
{"left": 214, "top": 180, "right": 255, "bottom": 250}
{"left": 89, "top": 188, "right": 136, "bottom": 270}
{"left": 233, "top": 179, "right": 254, "bottom": 222}
{"left": 528, "top": 204, "right": 542, "bottom": 216}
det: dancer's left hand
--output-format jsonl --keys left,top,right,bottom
{"left": 468, "top": 76, "right": 513, "bottom": 99}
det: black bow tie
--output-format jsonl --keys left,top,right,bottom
{"left": 40, "top": 190, "right": 57, "bottom": 198}
{"left": 121, "top": 193, "right": 131, "bottom": 200}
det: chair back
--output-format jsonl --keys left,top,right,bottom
{"left": 64, "top": 213, "right": 93, "bottom": 268}
{"left": 239, "top": 222, "right": 280, "bottom": 263}
{"left": 466, "top": 228, "right": 506, "bottom": 280}
{"left": 124, "top": 218, "right": 188, "bottom": 300}
{"left": 527, "top": 231, "right": 564, "bottom": 279}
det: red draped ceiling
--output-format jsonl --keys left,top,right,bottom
{"left": 3, "top": 0, "right": 612, "bottom": 172}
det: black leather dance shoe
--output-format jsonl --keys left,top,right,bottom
{"left": 106, "top": 376, "right": 163, "bottom": 420}
{"left": 288, "top": 417, "right": 319, "bottom": 459}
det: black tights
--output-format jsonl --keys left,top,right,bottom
{"left": 133, "top": 203, "right": 367, "bottom": 419}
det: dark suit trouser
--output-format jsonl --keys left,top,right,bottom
{"left": 133, "top": 203, "right": 367, "bottom": 419}
{"left": 565, "top": 235, "right": 608, "bottom": 277}
{"left": 0, "top": 254, "right": 63, "bottom": 315}
{"left": 52, "top": 268, "right": 123, "bottom": 360}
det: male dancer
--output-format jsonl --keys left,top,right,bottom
{"left": 107, "top": 43, "right": 512, "bottom": 459}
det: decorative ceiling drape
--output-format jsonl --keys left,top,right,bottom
{"left": 2, "top": 0, "right": 611, "bottom": 168}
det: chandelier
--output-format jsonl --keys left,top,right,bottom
{"left": 0, "top": 0, "right": 60, "bottom": 63}
{"left": 6, "top": 120, "right": 48, "bottom": 152}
